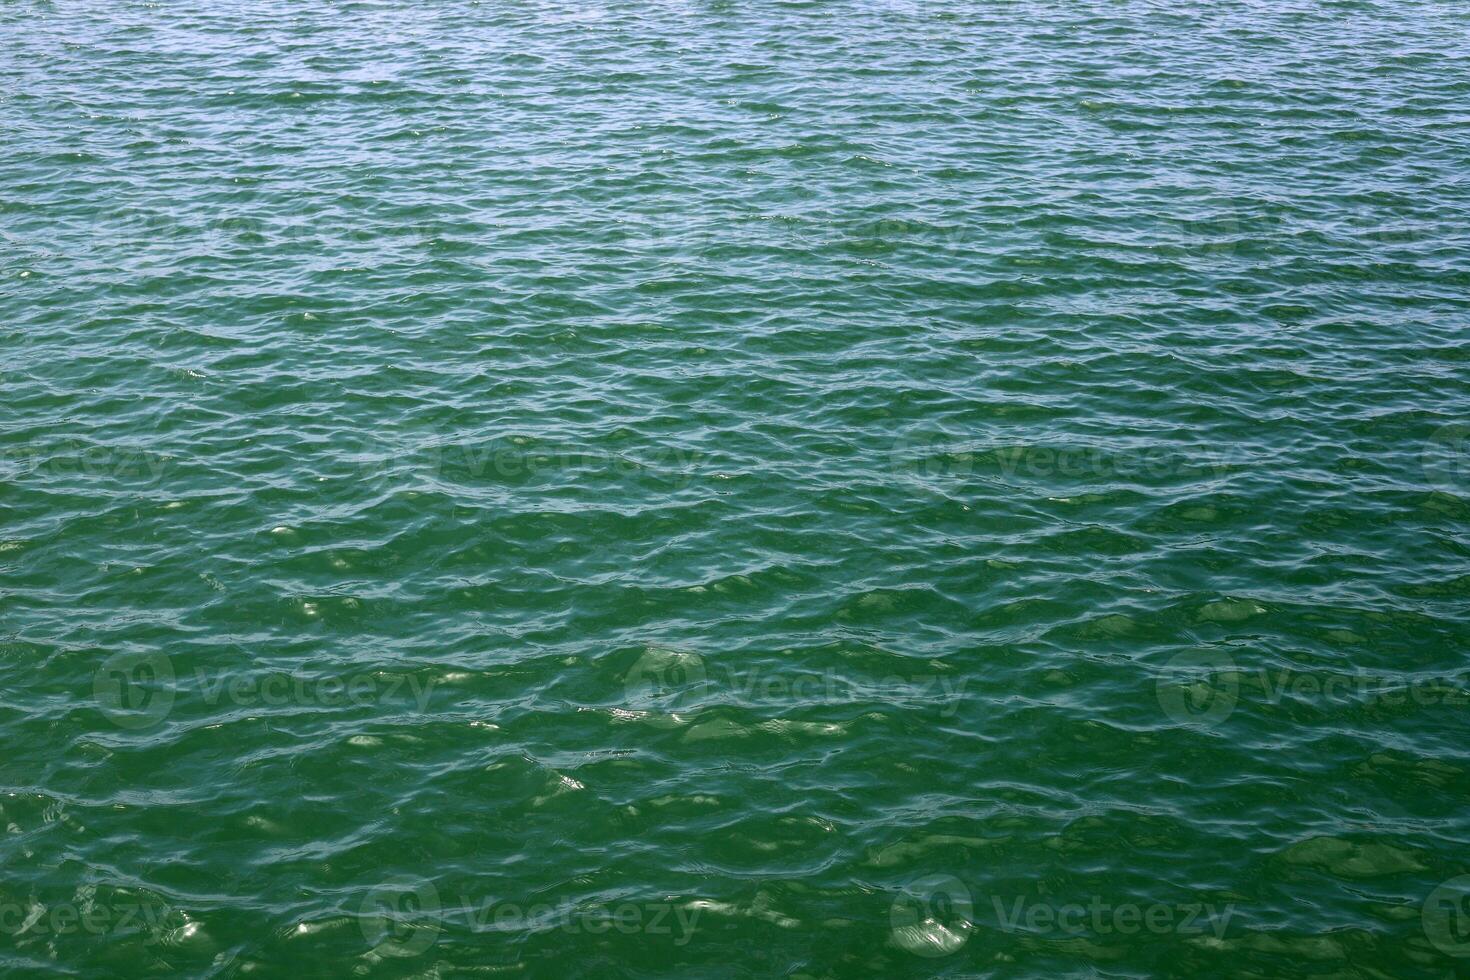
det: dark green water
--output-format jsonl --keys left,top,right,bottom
{"left": 4, "top": 0, "right": 1470, "bottom": 976}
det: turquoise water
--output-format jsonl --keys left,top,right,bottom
{"left": 4, "top": 0, "right": 1470, "bottom": 975}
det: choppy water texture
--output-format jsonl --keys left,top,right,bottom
{"left": 4, "top": 0, "right": 1470, "bottom": 976}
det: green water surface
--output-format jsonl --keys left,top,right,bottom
{"left": 3, "top": 0, "right": 1470, "bottom": 976}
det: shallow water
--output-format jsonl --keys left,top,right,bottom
{"left": 3, "top": 0, "right": 1470, "bottom": 976}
